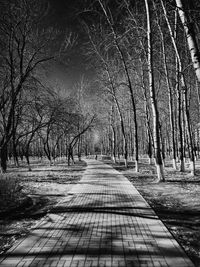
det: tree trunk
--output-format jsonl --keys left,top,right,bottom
{"left": 182, "top": 74, "right": 195, "bottom": 175}
{"left": 98, "top": 0, "right": 137, "bottom": 169}
{"left": 157, "top": 20, "right": 177, "bottom": 169}
{"left": 145, "top": 0, "right": 164, "bottom": 182}
{"left": 177, "top": 86, "right": 185, "bottom": 171}
{"left": 161, "top": 0, "right": 195, "bottom": 175}
{"left": 12, "top": 137, "right": 19, "bottom": 167}
{"left": 67, "top": 144, "right": 75, "bottom": 166}
{"left": 174, "top": 8, "right": 185, "bottom": 170}
{"left": 43, "top": 143, "right": 52, "bottom": 165}
{"left": 159, "top": 123, "right": 166, "bottom": 167}
{"left": 77, "top": 136, "right": 82, "bottom": 161}
{"left": 105, "top": 67, "right": 128, "bottom": 168}
{"left": 0, "top": 145, "right": 8, "bottom": 173}
{"left": 25, "top": 151, "right": 32, "bottom": 171}
{"left": 140, "top": 58, "right": 154, "bottom": 165}
{"left": 114, "top": 37, "right": 139, "bottom": 171}
{"left": 147, "top": 131, "right": 153, "bottom": 164}
{"left": 110, "top": 106, "right": 117, "bottom": 163}
{"left": 196, "top": 80, "right": 200, "bottom": 118}
{"left": 175, "top": 0, "right": 200, "bottom": 82}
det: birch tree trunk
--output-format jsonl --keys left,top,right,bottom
{"left": 139, "top": 58, "right": 154, "bottom": 165}
{"left": 105, "top": 67, "right": 128, "bottom": 167}
{"left": 110, "top": 105, "right": 117, "bottom": 163}
{"left": 145, "top": 0, "right": 164, "bottom": 182}
{"left": 176, "top": 70, "right": 185, "bottom": 171}
{"left": 174, "top": 10, "right": 185, "bottom": 171}
{"left": 175, "top": 0, "right": 200, "bottom": 82}
{"left": 160, "top": 0, "right": 195, "bottom": 175}
{"left": 85, "top": 24, "right": 128, "bottom": 167}
{"left": 98, "top": 0, "right": 139, "bottom": 172}
{"left": 154, "top": 4, "right": 177, "bottom": 169}
{"left": 196, "top": 79, "right": 200, "bottom": 120}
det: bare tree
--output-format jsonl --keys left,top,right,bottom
{"left": 96, "top": 0, "right": 139, "bottom": 171}
{"left": 84, "top": 22, "right": 129, "bottom": 167}
{"left": 0, "top": 1, "right": 53, "bottom": 172}
{"left": 145, "top": 0, "right": 164, "bottom": 182}
{"left": 66, "top": 115, "right": 95, "bottom": 166}
{"left": 160, "top": 0, "right": 196, "bottom": 175}
{"left": 153, "top": 1, "right": 177, "bottom": 170}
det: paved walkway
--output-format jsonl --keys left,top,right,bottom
{"left": 0, "top": 160, "right": 195, "bottom": 267}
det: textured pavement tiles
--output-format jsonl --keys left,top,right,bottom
{"left": 0, "top": 159, "right": 195, "bottom": 267}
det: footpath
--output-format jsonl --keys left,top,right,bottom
{"left": 0, "top": 159, "right": 195, "bottom": 267}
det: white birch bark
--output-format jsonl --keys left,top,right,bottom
{"left": 160, "top": 0, "right": 195, "bottom": 175}
{"left": 98, "top": 0, "right": 139, "bottom": 171}
{"left": 155, "top": 10, "right": 177, "bottom": 170}
{"left": 145, "top": 0, "right": 164, "bottom": 182}
{"left": 175, "top": 0, "right": 200, "bottom": 82}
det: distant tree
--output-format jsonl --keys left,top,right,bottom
{"left": 84, "top": 25, "right": 122, "bottom": 163}
{"left": 16, "top": 84, "right": 52, "bottom": 170}
{"left": 66, "top": 115, "right": 95, "bottom": 165}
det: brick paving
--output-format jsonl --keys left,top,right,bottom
{"left": 0, "top": 159, "right": 195, "bottom": 267}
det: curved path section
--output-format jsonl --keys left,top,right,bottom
{"left": 0, "top": 159, "right": 194, "bottom": 267}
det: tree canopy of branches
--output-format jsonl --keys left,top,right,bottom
{"left": 1, "top": 0, "right": 200, "bottom": 182}
{"left": 80, "top": 0, "right": 200, "bottom": 181}
{"left": 0, "top": 0, "right": 95, "bottom": 172}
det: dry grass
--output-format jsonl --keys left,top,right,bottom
{"left": 0, "top": 158, "right": 86, "bottom": 254}
{"left": 0, "top": 176, "right": 24, "bottom": 213}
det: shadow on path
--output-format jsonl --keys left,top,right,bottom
{"left": 0, "top": 159, "right": 195, "bottom": 267}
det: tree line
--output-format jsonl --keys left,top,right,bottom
{"left": 82, "top": 0, "right": 200, "bottom": 181}
{"left": 0, "top": 0, "right": 200, "bottom": 182}
{"left": 0, "top": 0, "right": 96, "bottom": 172}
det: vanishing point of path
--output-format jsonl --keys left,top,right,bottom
{"left": 0, "top": 160, "right": 195, "bottom": 267}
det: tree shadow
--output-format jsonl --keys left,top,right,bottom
{"left": 0, "top": 209, "right": 193, "bottom": 267}
{"left": 0, "top": 159, "right": 196, "bottom": 266}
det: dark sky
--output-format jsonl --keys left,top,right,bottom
{"left": 48, "top": 0, "right": 81, "bottom": 29}
{"left": 45, "top": 0, "right": 93, "bottom": 90}
{"left": 44, "top": 0, "right": 122, "bottom": 91}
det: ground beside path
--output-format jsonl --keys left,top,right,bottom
{"left": 0, "top": 159, "right": 195, "bottom": 267}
